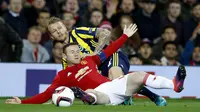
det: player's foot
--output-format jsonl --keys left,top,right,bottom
{"left": 71, "top": 87, "right": 96, "bottom": 105}
{"left": 154, "top": 96, "right": 167, "bottom": 106}
{"left": 173, "top": 65, "right": 187, "bottom": 93}
{"left": 122, "top": 97, "right": 134, "bottom": 105}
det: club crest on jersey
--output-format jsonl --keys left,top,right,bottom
{"left": 79, "top": 45, "right": 83, "bottom": 51}
{"left": 81, "top": 60, "right": 87, "bottom": 65}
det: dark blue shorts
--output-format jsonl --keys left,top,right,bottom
{"left": 99, "top": 51, "right": 130, "bottom": 77}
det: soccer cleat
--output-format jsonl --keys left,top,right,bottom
{"left": 71, "top": 87, "right": 95, "bottom": 105}
{"left": 122, "top": 97, "right": 134, "bottom": 105}
{"left": 173, "top": 65, "right": 187, "bottom": 93}
{"left": 154, "top": 96, "right": 167, "bottom": 106}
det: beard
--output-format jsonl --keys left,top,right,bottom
{"left": 59, "top": 32, "right": 68, "bottom": 42}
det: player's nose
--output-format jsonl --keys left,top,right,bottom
{"left": 56, "top": 29, "right": 61, "bottom": 34}
{"left": 74, "top": 54, "right": 78, "bottom": 58}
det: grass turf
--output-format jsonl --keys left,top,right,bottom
{"left": 0, "top": 98, "right": 200, "bottom": 112}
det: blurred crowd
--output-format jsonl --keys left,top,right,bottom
{"left": 0, "top": 0, "right": 200, "bottom": 66}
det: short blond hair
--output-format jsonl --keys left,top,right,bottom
{"left": 46, "top": 17, "right": 61, "bottom": 32}
{"left": 47, "top": 17, "right": 61, "bottom": 26}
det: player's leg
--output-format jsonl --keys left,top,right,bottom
{"left": 98, "top": 52, "right": 129, "bottom": 80}
{"left": 72, "top": 75, "right": 133, "bottom": 105}
{"left": 72, "top": 74, "right": 169, "bottom": 105}
{"left": 126, "top": 65, "right": 187, "bottom": 94}
{"left": 108, "top": 51, "right": 167, "bottom": 106}
{"left": 72, "top": 65, "right": 186, "bottom": 106}
{"left": 145, "top": 65, "right": 186, "bottom": 92}
{"left": 138, "top": 87, "right": 167, "bottom": 106}
{"left": 106, "top": 52, "right": 135, "bottom": 105}
{"left": 98, "top": 52, "right": 134, "bottom": 105}
{"left": 108, "top": 52, "right": 125, "bottom": 80}
{"left": 108, "top": 66, "right": 124, "bottom": 80}
{"left": 71, "top": 87, "right": 110, "bottom": 105}
{"left": 85, "top": 89, "right": 110, "bottom": 104}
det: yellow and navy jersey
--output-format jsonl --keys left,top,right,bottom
{"left": 62, "top": 27, "right": 99, "bottom": 69}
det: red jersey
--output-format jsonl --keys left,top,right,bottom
{"left": 21, "top": 34, "right": 128, "bottom": 104}
{"left": 60, "top": 57, "right": 110, "bottom": 90}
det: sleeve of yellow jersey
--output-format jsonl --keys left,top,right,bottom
{"left": 75, "top": 27, "right": 97, "bottom": 39}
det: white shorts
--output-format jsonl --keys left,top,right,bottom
{"left": 94, "top": 75, "right": 130, "bottom": 105}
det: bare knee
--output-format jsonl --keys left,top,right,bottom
{"left": 109, "top": 66, "right": 124, "bottom": 80}
{"left": 125, "top": 72, "right": 147, "bottom": 95}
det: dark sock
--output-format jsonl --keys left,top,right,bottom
{"left": 82, "top": 94, "right": 96, "bottom": 105}
{"left": 71, "top": 87, "right": 96, "bottom": 105}
{"left": 138, "top": 87, "right": 159, "bottom": 102}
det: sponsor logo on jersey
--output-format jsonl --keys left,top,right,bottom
{"left": 75, "top": 66, "right": 89, "bottom": 78}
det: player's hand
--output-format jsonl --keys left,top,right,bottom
{"left": 5, "top": 97, "right": 21, "bottom": 104}
{"left": 123, "top": 24, "right": 138, "bottom": 38}
{"left": 99, "top": 29, "right": 111, "bottom": 38}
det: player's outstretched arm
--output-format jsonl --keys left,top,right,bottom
{"left": 94, "top": 28, "right": 111, "bottom": 54}
{"left": 92, "top": 24, "right": 138, "bottom": 65}
{"left": 5, "top": 87, "right": 55, "bottom": 104}
{"left": 5, "top": 75, "right": 62, "bottom": 104}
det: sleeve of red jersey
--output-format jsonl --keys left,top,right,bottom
{"left": 21, "top": 73, "right": 63, "bottom": 104}
{"left": 92, "top": 34, "right": 128, "bottom": 65}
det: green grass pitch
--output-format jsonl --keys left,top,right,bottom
{"left": 0, "top": 98, "right": 200, "bottom": 112}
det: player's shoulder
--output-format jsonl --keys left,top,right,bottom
{"left": 83, "top": 56, "right": 93, "bottom": 60}
{"left": 75, "top": 27, "right": 94, "bottom": 29}
{"left": 82, "top": 56, "right": 97, "bottom": 64}
{"left": 57, "top": 70, "right": 66, "bottom": 76}
{"left": 74, "top": 27, "right": 97, "bottom": 32}
{"left": 80, "top": 57, "right": 92, "bottom": 63}
{"left": 57, "top": 68, "right": 73, "bottom": 79}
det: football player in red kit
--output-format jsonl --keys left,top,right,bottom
{"left": 5, "top": 24, "right": 138, "bottom": 104}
